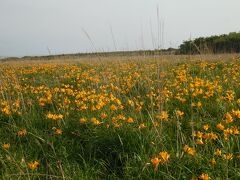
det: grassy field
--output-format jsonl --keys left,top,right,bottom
{"left": 0, "top": 55, "right": 240, "bottom": 179}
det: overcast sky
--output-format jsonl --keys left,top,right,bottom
{"left": 0, "top": 0, "right": 240, "bottom": 57}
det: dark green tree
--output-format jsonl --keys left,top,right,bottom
{"left": 179, "top": 32, "right": 240, "bottom": 54}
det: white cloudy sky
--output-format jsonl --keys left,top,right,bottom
{"left": 0, "top": 0, "right": 240, "bottom": 57}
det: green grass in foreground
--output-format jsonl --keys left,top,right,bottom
{"left": 0, "top": 57, "right": 240, "bottom": 179}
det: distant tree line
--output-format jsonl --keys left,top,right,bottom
{"left": 178, "top": 32, "right": 240, "bottom": 54}
{"left": 17, "top": 49, "right": 177, "bottom": 61}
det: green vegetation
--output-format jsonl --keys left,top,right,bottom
{"left": 0, "top": 56, "right": 240, "bottom": 179}
{"left": 179, "top": 32, "right": 240, "bottom": 54}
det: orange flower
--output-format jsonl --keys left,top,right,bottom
{"left": 203, "top": 132, "right": 218, "bottom": 140}
{"left": 216, "top": 123, "right": 225, "bottom": 130}
{"left": 100, "top": 113, "right": 108, "bottom": 119}
{"left": 17, "top": 129, "right": 27, "bottom": 137}
{"left": 2, "top": 143, "right": 10, "bottom": 150}
{"left": 157, "top": 111, "right": 169, "bottom": 121}
{"left": 231, "top": 126, "right": 240, "bottom": 135}
{"left": 232, "top": 109, "right": 240, "bottom": 118}
{"left": 151, "top": 151, "right": 170, "bottom": 170}
{"left": 224, "top": 113, "right": 233, "bottom": 123}
{"left": 183, "top": 145, "right": 196, "bottom": 156}
{"left": 28, "top": 161, "right": 40, "bottom": 170}
{"left": 158, "top": 151, "right": 170, "bottom": 163}
{"left": 199, "top": 173, "right": 211, "bottom": 180}
{"left": 197, "top": 101, "right": 202, "bottom": 108}
{"left": 138, "top": 123, "right": 146, "bottom": 129}
{"left": 151, "top": 157, "right": 161, "bottom": 169}
{"left": 52, "top": 127, "right": 62, "bottom": 135}
{"left": 79, "top": 118, "right": 87, "bottom": 124}
{"left": 209, "top": 159, "right": 216, "bottom": 166}
{"left": 91, "top": 117, "right": 101, "bottom": 125}
{"left": 223, "top": 153, "right": 233, "bottom": 160}
{"left": 47, "top": 113, "right": 63, "bottom": 121}
{"left": 196, "top": 138, "right": 204, "bottom": 145}
{"left": 176, "top": 110, "right": 184, "bottom": 118}
{"left": 110, "top": 104, "right": 118, "bottom": 111}
{"left": 127, "top": 117, "right": 134, "bottom": 123}
{"left": 113, "top": 123, "right": 122, "bottom": 128}
{"left": 203, "top": 124, "right": 210, "bottom": 131}
{"left": 214, "top": 149, "right": 222, "bottom": 156}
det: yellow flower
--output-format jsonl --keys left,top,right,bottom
{"left": 199, "top": 173, "right": 211, "bottom": 180}
{"left": 209, "top": 159, "right": 216, "bottom": 166}
{"left": 232, "top": 109, "right": 240, "bottom": 118}
{"left": 113, "top": 123, "right": 122, "bottom": 128}
{"left": 214, "top": 149, "right": 222, "bottom": 156}
{"left": 47, "top": 113, "right": 63, "bottom": 121}
{"left": 110, "top": 104, "right": 118, "bottom": 111}
{"left": 128, "top": 100, "right": 134, "bottom": 107}
{"left": 196, "top": 138, "right": 204, "bottom": 145}
{"left": 138, "top": 123, "right": 146, "bottom": 129}
{"left": 195, "top": 131, "right": 203, "bottom": 138}
{"left": 223, "top": 128, "right": 233, "bottom": 140}
{"left": 150, "top": 151, "right": 170, "bottom": 170}
{"left": 223, "top": 153, "right": 233, "bottom": 160}
{"left": 224, "top": 90, "right": 234, "bottom": 102}
{"left": 38, "top": 97, "right": 46, "bottom": 107}
{"left": 91, "top": 117, "right": 101, "bottom": 125}
{"left": 216, "top": 123, "right": 225, "bottom": 130}
{"left": 157, "top": 111, "right": 169, "bottom": 121}
{"left": 28, "top": 161, "right": 40, "bottom": 170}
{"left": 197, "top": 101, "right": 202, "bottom": 108}
{"left": 158, "top": 151, "right": 170, "bottom": 163}
{"left": 2, "top": 143, "right": 10, "bottom": 150}
{"left": 183, "top": 145, "right": 196, "bottom": 156}
{"left": 224, "top": 113, "right": 233, "bottom": 123}
{"left": 17, "top": 129, "right": 27, "bottom": 137}
{"left": 176, "top": 110, "right": 184, "bottom": 118}
{"left": 231, "top": 126, "right": 240, "bottom": 135}
{"left": 203, "top": 124, "right": 210, "bottom": 131}
{"left": 203, "top": 132, "right": 218, "bottom": 140}
{"left": 1, "top": 102, "right": 11, "bottom": 115}
{"left": 237, "top": 99, "right": 240, "bottom": 105}
{"left": 79, "top": 118, "right": 87, "bottom": 124}
{"left": 127, "top": 117, "right": 134, "bottom": 123}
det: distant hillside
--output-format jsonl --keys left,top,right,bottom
{"left": 1, "top": 49, "right": 177, "bottom": 61}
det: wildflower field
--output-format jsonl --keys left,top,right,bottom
{"left": 0, "top": 55, "right": 240, "bottom": 179}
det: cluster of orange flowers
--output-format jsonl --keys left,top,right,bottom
{"left": 151, "top": 151, "right": 170, "bottom": 170}
{"left": 47, "top": 113, "right": 64, "bottom": 121}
